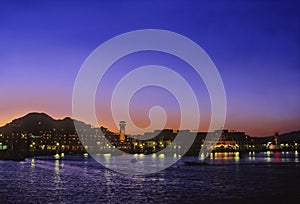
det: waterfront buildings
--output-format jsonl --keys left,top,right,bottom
{"left": 0, "top": 113, "right": 299, "bottom": 158}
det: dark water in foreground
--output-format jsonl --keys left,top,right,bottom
{"left": 1, "top": 151, "right": 300, "bottom": 203}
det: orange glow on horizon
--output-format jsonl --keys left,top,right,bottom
{"left": 1, "top": 109, "right": 299, "bottom": 137}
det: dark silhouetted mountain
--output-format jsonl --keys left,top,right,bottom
{"left": 0, "top": 112, "right": 91, "bottom": 135}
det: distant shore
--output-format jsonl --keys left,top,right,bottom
{"left": 1, "top": 148, "right": 297, "bottom": 162}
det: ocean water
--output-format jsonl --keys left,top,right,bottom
{"left": 0, "top": 151, "right": 300, "bottom": 203}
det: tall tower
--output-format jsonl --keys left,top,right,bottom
{"left": 119, "top": 121, "right": 126, "bottom": 142}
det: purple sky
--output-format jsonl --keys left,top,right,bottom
{"left": 0, "top": 0, "right": 299, "bottom": 136}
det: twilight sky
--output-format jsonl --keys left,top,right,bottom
{"left": 0, "top": 0, "right": 299, "bottom": 136}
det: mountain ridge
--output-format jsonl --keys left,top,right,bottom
{"left": 0, "top": 112, "right": 90, "bottom": 135}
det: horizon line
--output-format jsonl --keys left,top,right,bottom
{"left": 0, "top": 111, "right": 298, "bottom": 138}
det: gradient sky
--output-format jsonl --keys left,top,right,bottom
{"left": 0, "top": 0, "right": 299, "bottom": 136}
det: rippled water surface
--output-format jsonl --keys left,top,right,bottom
{"left": 1, "top": 151, "right": 300, "bottom": 203}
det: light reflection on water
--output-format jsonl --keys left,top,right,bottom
{"left": 0, "top": 151, "right": 300, "bottom": 203}
{"left": 54, "top": 160, "right": 60, "bottom": 187}
{"left": 200, "top": 151, "right": 300, "bottom": 165}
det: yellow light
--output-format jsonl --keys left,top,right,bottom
{"left": 234, "top": 152, "right": 240, "bottom": 162}
{"left": 31, "top": 158, "right": 35, "bottom": 168}
{"left": 54, "top": 154, "right": 60, "bottom": 159}
{"left": 159, "top": 154, "right": 165, "bottom": 158}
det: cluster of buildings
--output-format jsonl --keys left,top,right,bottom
{"left": 0, "top": 119, "right": 300, "bottom": 158}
